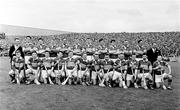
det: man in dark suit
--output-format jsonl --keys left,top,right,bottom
{"left": 9, "top": 37, "right": 24, "bottom": 63}
{"left": 146, "top": 43, "right": 161, "bottom": 65}
{"left": 146, "top": 43, "right": 161, "bottom": 88}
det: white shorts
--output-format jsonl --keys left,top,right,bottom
{"left": 104, "top": 71, "right": 114, "bottom": 81}
{"left": 137, "top": 72, "right": 152, "bottom": 81}
{"left": 155, "top": 73, "right": 172, "bottom": 83}
{"left": 9, "top": 69, "right": 24, "bottom": 79}
{"left": 41, "top": 70, "right": 53, "bottom": 78}
{"left": 78, "top": 70, "right": 90, "bottom": 78}
{"left": 91, "top": 71, "right": 97, "bottom": 80}
{"left": 66, "top": 69, "right": 77, "bottom": 77}
{"left": 54, "top": 70, "right": 65, "bottom": 77}
{"left": 112, "top": 71, "right": 122, "bottom": 81}
{"left": 126, "top": 74, "right": 134, "bottom": 81}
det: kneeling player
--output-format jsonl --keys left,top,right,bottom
{"left": 153, "top": 56, "right": 172, "bottom": 90}
{"left": 113, "top": 54, "right": 127, "bottom": 88}
{"left": 137, "top": 54, "right": 153, "bottom": 89}
{"left": 9, "top": 50, "right": 25, "bottom": 84}
{"left": 53, "top": 51, "right": 65, "bottom": 85}
{"left": 26, "top": 51, "right": 41, "bottom": 85}
{"left": 99, "top": 54, "right": 114, "bottom": 87}
{"left": 91, "top": 54, "right": 102, "bottom": 85}
{"left": 78, "top": 53, "right": 91, "bottom": 85}
{"left": 41, "top": 51, "right": 54, "bottom": 84}
{"left": 126, "top": 54, "right": 139, "bottom": 88}
{"left": 63, "top": 51, "right": 78, "bottom": 85}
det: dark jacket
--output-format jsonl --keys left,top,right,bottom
{"left": 146, "top": 48, "right": 161, "bottom": 64}
{"left": 9, "top": 45, "right": 24, "bottom": 62}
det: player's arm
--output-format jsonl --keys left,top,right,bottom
{"left": 166, "top": 63, "right": 172, "bottom": 75}
{"left": 27, "top": 58, "right": 32, "bottom": 69}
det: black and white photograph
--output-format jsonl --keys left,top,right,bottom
{"left": 0, "top": 0, "right": 180, "bottom": 110}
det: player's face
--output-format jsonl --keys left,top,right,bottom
{"left": 157, "top": 56, "right": 162, "bottom": 61}
{"left": 69, "top": 52, "right": 73, "bottom": 58}
{"left": 58, "top": 52, "right": 63, "bottom": 57}
{"left": 16, "top": 52, "right": 21, "bottom": 57}
{"left": 94, "top": 55, "right": 99, "bottom": 60}
{"left": 32, "top": 53, "right": 37, "bottom": 58}
{"left": 105, "top": 55, "right": 109, "bottom": 60}
{"left": 82, "top": 54, "right": 87, "bottom": 60}
{"left": 131, "top": 55, "right": 136, "bottom": 60}
{"left": 118, "top": 54, "right": 124, "bottom": 60}
{"left": 142, "top": 55, "right": 147, "bottom": 60}
{"left": 45, "top": 52, "right": 49, "bottom": 57}
{"left": 39, "top": 39, "right": 43, "bottom": 44}
{"left": 15, "top": 39, "right": 20, "bottom": 45}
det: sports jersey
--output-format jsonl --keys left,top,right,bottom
{"left": 153, "top": 61, "right": 168, "bottom": 75}
{"left": 53, "top": 57, "right": 65, "bottom": 70}
{"left": 28, "top": 57, "right": 41, "bottom": 69}
{"left": 66, "top": 58, "right": 77, "bottom": 70}
{"left": 102, "top": 60, "right": 114, "bottom": 73}
{"left": 126, "top": 59, "right": 138, "bottom": 75}
{"left": 78, "top": 58, "right": 89, "bottom": 71}
{"left": 91, "top": 60, "right": 102, "bottom": 71}
{"left": 12, "top": 56, "right": 25, "bottom": 70}
{"left": 114, "top": 59, "right": 127, "bottom": 73}
{"left": 41, "top": 57, "right": 53, "bottom": 70}
{"left": 138, "top": 60, "right": 152, "bottom": 73}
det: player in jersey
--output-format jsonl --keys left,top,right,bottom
{"left": 137, "top": 54, "right": 153, "bottom": 89}
{"left": 91, "top": 53, "right": 103, "bottom": 85}
{"left": 64, "top": 51, "right": 78, "bottom": 85}
{"left": 26, "top": 51, "right": 41, "bottom": 85}
{"left": 41, "top": 51, "right": 54, "bottom": 84}
{"left": 53, "top": 51, "right": 65, "bottom": 85}
{"left": 153, "top": 55, "right": 172, "bottom": 90}
{"left": 9, "top": 50, "right": 25, "bottom": 84}
{"left": 78, "top": 53, "right": 91, "bottom": 86}
{"left": 99, "top": 54, "right": 114, "bottom": 87}
{"left": 126, "top": 54, "right": 139, "bottom": 88}
{"left": 113, "top": 54, "right": 127, "bottom": 88}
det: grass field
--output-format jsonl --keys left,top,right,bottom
{"left": 0, "top": 57, "right": 180, "bottom": 110}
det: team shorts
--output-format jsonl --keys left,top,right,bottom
{"left": 137, "top": 72, "right": 152, "bottom": 81}
{"left": 66, "top": 69, "right": 77, "bottom": 77}
{"left": 155, "top": 73, "right": 172, "bottom": 83}
{"left": 41, "top": 70, "right": 53, "bottom": 78}
{"left": 9, "top": 69, "right": 24, "bottom": 79}
{"left": 112, "top": 71, "right": 122, "bottom": 81}
{"left": 54, "top": 70, "right": 65, "bottom": 77}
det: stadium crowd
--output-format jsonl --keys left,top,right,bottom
{"left": 5, "top": 32, "right": 179, "bottom": 90}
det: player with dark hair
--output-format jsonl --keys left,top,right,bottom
{"left": 9, "top": 50, "right": 25, "bottom": 84}
{"left": 41, "top": 51, "right": 54, "bottom": 84}
{"left": 153, "top": 55, "right": 172, "bottom": 90}
{"left": 53, "top": 51, "right": 65, "bottom": 85}
{"left": 26, "top": 51, "right": 41, "bottom": 85}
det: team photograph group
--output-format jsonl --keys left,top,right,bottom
{"left": 8, "top": 36, "right": 173, "bottom": 90}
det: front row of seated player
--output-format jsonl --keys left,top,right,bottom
{"left": 9, "top": 50, "right": 173, "bottom": 90}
